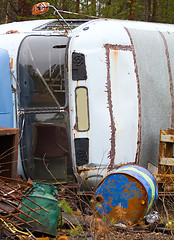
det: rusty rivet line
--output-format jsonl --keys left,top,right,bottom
{"left": 159, "top": 31, "right": 174, "bottom": 128}
{"left": 105, "top": 43, "right": 133, "bottom": 52}
{"left": 105, "top": 45, "right": 116, "bottom": 170}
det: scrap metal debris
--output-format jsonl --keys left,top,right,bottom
{"left": 0, "top": 177, "right": 59, "bottom": 239}
{"left": 0, "top": 171, "right": 173, "bottom": 239}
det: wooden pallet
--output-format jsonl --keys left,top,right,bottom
{"left": 158, "top": 128, "right": 174, "bottom": 174}
{"left": 154, "top": 129, "right": 174, "bottom": 193}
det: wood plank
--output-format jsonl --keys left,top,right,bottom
{"left": 160, "top": 128, "right": 174, "bottom": 136}
{"left": 158, "top": 129, "right": 174, "bottom": 174}
{"left": 161, "top": 134, "right": 174, "bottom": 143}
{"left": 159, "top": 157, "right": 174, "bottom": 166}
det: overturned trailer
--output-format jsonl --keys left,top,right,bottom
{"left": 0, "top": 16, "right": 173, "bottom": 188}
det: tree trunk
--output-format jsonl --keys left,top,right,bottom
{"left": 76, "top": 0, "right": 80, "bottom": 13}
{"left": 5, "top": 1, "right": 10, "bottom": 23}
{"left": 18, "top": 0, "right": 31, "bottom": 18}
{"left": 144, "top": 0, "right": 152, "bottom": 21}
{"left": 91, "top": 0, "right": 96, "bottom": 16}
{"left": 151, "top": 0, "right": 157, "bottom": 22}
{"left": 129, "top": 0, "right": 135, "bottom": 20}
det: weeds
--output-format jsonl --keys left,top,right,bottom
{"left": 43, "top": 156, "right": 174, "bottom": 239}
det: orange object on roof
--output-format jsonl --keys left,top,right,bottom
{"left": 32, "top": 2, "right": 49, "bottom": 15}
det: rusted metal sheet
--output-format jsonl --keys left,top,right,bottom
{"left": 93, "top": 165, "right": 158, "bottom": 224}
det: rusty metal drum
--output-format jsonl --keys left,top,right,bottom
{"left": 93, "top": 165, "right": 158, "bottom": 224}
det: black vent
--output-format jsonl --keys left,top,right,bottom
{"left": 72, "top": 52, "right": 87, "bottom": 80}
{"left": 74, "top": 138, "right": 89, "bottom": 166}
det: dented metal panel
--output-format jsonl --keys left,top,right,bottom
{"left": 127, "top": 29, "right": 172, "bottom": 169}
{"left": 160, "top": 32, "right": 174, "bottom": 127}
{"left": 67, "top": 19, "right": 174, "bottom": 187}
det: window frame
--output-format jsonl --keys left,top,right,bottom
{"left": 17, "top": 34, "right": 70, "bottom": 112}
{"left": 75, "top": 86, "right": 90, "bottom": 132}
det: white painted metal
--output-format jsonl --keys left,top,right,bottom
{"left": 0, "top": 18, "right": 174, "bottom": 187}
{"left": 68, "top": 19, "right": 139, "bottom": 187}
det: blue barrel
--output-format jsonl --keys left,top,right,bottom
{"left": 93, "top": 165, "right": 158, "bottom": 224}
{"left": 0, "top": 49, "right": 13, "bottom": 128}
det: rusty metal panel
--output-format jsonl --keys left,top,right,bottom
{"left": 127, "top": 28, "right": 172, "bottom": 169}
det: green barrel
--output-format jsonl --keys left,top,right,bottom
{"left": 20, "top": 182, "right": 60, "bottom": 236}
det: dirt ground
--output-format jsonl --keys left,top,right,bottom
{"left": 56, "top": 230, "right": 174, "bottom": 240}
{"left": 55, "top": 223, "right": 174, "bottom": 240}
{"left": 98, "top": 230, "right": 174, "bottom": 240}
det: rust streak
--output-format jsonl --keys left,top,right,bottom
{"left": 105, "top": 45, "right": 116, "bottom": 170}
{"left": 124, "top": 27, "right": 141, "bottom": 164}
{"left": 159, "top": 32, "right": 174, "bottom": 127}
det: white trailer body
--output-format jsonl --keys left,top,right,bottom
{"left": 0, "top": 19, "right": 173, "bottom": 188}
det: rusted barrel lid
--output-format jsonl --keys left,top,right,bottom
{"left": 93, "top": 165, "right": 158, "bottom": 224}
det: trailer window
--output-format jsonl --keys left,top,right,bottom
{"left": 18, "top": 35, "right": 68, "bottom": 109}
{"left": 20, "top": 112, "right": 72, "bottom": 183}
{"left": 75, "top": 87, "right": 89, "bottom": 131}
